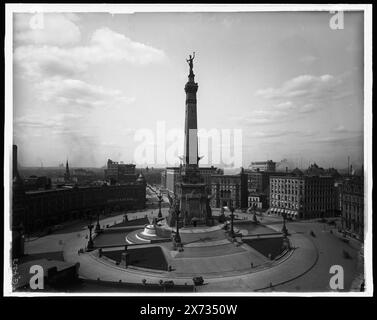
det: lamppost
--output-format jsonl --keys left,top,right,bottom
{"left": 281, "top": 180, "right": 289, "bottom": 236}
{"left": 253, "top": 203, "right": 258, "bottom": 223}
{"left": 174, "top": 207, "right": 182, "bottom": 248}
{"left": 229, "top": 206, "right": 235, "bottom": 238}
{"left": 87, "top": 217, "right": 94, "bottom": 250}
{"left": 158, "top": 193, "right": 163, "bottom": 218}
{"left": 281, "top": 210, "right": 288, "bottom": 236}
{"left": 95, "top": 210, "right": 101, "bottom": 233}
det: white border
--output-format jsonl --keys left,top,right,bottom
{"left": 4, "top": 3, "right": 373, "bottom": 297}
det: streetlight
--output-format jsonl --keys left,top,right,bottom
{"left": 229, "top": 206, "right": 235, "bottom": 238}
{"left": 158, "top": 193, "right": 163, "bottom": 218}
{"left": 174, "top": 207, "right": 182, "bottom": 250}
{"left": 95, "top": 210, "right": 101, "bottom": 233}
{"left": 281, "top": 180, "right": 289, "bottom": 236}
{"left": 87, "top": 216, "right": 94, "bottom": 251}
{"left": 253, "top": 203, "right": 258, "bottom": 223}
{"left": 281, "top": 210, "right": 288, "bottom": 236}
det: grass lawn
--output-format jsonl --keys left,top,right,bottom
{"left": 244, "top": 237, "right": 285, "bottom": 259}
{"left": 102, "top": 246, "right": 168, "bottom": 271}
{"left": 18, "top": 251, "right": 64, "bottom": 264}
{"left": 234, "top": 221, "right": 278, "bottom": 235}
{"left": 110, "top": 217, "right": 149, "bottom": 228}
{"left": 94, "top": 231, "right": 128, "bottom": 247}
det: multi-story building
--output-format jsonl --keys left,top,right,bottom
{"left": 249, "top": 160, "right": 276, "bottom": 172}
{"left": 341, "top": 177, "right": 364, "bottom": 239}
{"left": 245, "top": 170, "right": 270, "bottom": 194}
{"left": 210, "top": 170, "right": 248, "bottom": 209}
{"left": 71, "top": 168, "right": 97, "bottom": 185}
{"left": 23, "top": 175, "right": 52, "bottom": 191}
{"left": 161, "top": 170, "right": 167, "bottom": 189}
{"left": 104, "top": 159, "right": 137, "bottom": 184}
{"left": 13, "top": 180, "right": 146, "bottom": 234}
{"left": 244, "top": 170, "right": 288, "bottom": 209}
{"left": 269, "top": 170, "right": 337, "bottom": 219}
{"left": 12, "top": 147, "right": 147, "bottom": 234}
{"left": 164, "top": 167, "right": 181, "bottom": 195}
{"left": 248, "top": 193, "right": 268, "bottom": 210}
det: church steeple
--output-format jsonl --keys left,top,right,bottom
{"left": 64, "top": 159, "right": 71, "bottom": 182}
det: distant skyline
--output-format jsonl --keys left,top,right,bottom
{"left": 13, "top": 10, "right": 364, "bottom": 169}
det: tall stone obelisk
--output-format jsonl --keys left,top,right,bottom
{"left": 167, "top": 53, "right": 212, "bottom": 227}
{"left": 183, "top": 54, "right": 199, "bottom": 168}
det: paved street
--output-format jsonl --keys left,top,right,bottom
{"left": 23, "top": 207, "right": 362, "bottom": 292}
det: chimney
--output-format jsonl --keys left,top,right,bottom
{"left": 347, "top": 156, "right": 350, "bottom": 176}
{"left": 286, "top": 166, "right": 288, "bottom": 173}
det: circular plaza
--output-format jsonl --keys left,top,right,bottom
{"left": 59, "top": 208, "right": 321, "bottom": 291}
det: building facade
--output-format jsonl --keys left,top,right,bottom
{"left": 248, "top": 193, "right": 268, "bottom": 210}
{"left": 249, "top": 160, "right": 276, "bottom": 172}
{"left": 210, "top": 171, "right": 248, "bottom": 209}
{"left": 14, "top": 182, "right": 146, "bottom": 234}
{"left": 104, "top": 159, "right": 137, "bottom": 184}
{"left": 341, "top": 177, "right": 364, "bottom": 239}
{"left": 23, "top": 176, "right": 52, "bottom": 191}
{"left": 12, "top": 146, "right": 146, "bottom": 234}
{"left": 269, "top": 174, "right": 337, "bottom": 219}
{"left": 164, "top": 167, "right": 181, "bottom": 195}
{"left": 244, "top": 170, "right": 288, "bottom": 210}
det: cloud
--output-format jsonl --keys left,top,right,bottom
{"left": 299, "top": 103, "right": 316, "bottom": 113}
{"left": 238, "top": 102, "right": 317, "bottom": 126}
{"left": 14, "top": 113, "right": 85, "bottom": 134}
{"left": 89, "top": 27, "right": 166, "bottom": 65}
{"left": 331, "top": 126, "right": 363, "bottom": 135}
{"left": 255, "top": 74, "right": 340, "bottom": 101}
{"left": 14, "top": 26, "right": 167, "bottom": 79}
{"left": 14, "top": 13, "right": 81, "bottom": 46}
{"left": 274, "top": 101, "right": 294, "bottom": 110}
{"left": 35, "top": 78, "right": 135, "bottom": 108}
{"left": 238, "top": 108, "right": 288, "bottom": 125}
{"left": 247, "top": 130, "right": 298, "bottom": 139}
{"left": 246, "top": 129, "right": 318, "bottom": 139}
{"left": 300, "top": 55, "right": 318, "bottom": 64}
{"left": 332, "top": 125, "right": 348, "bottom": 133}
{"left": 241, "top": 74, "right": 349, "bottom": 126}
{"left": 311, "top": 134, "right": 363, "bottom": 145}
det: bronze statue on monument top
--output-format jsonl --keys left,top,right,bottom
{"left": 186, "top": 52, "right": 195, "bottom": 74}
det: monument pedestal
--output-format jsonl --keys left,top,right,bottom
{"left": 178, "top": 182, "right": 210, "bottom": 227}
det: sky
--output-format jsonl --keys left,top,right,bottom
{"left": 12, "top": 10, "right": 364, "bottom": 169}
